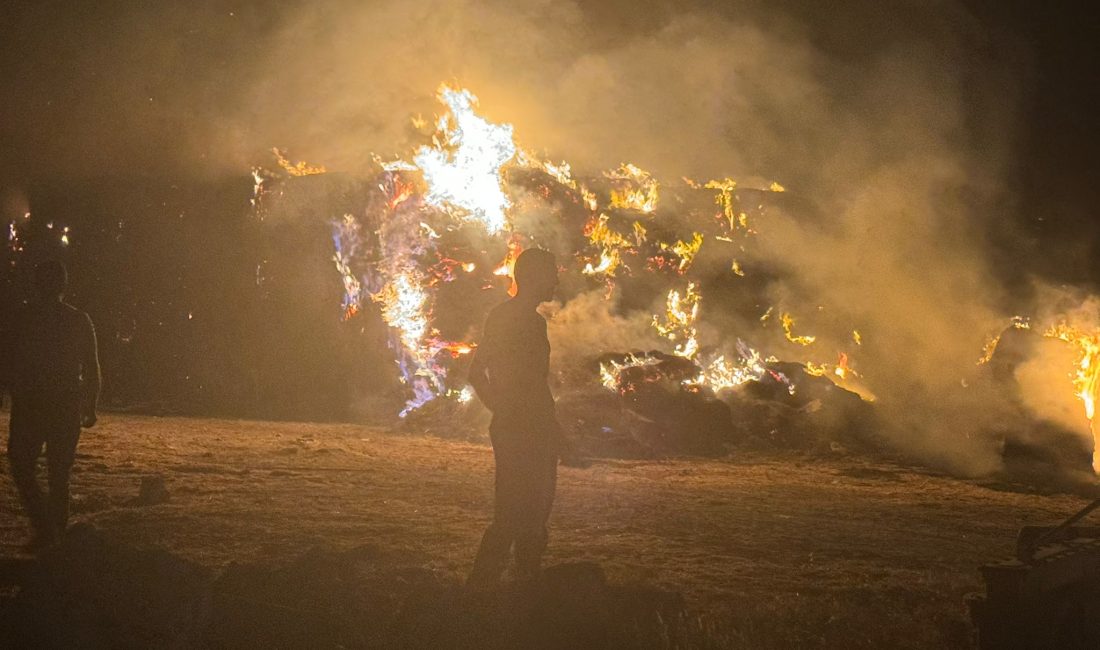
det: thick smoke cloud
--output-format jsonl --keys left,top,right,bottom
{"left": 3, "top": 1, "right": 1054, "bottom": 474}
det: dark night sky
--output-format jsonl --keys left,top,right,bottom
{"left": 1, "top": 0, "right": 1098, "bottom": 282}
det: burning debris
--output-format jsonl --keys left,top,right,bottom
{"left": 244, "top": 83, "right": 1100, "bottom": 471}
{"left": 981, "top": 315, "right": 1100, "bottom": 475}
{"left": 253, "top": 84, "right": 871, "bottom": 422}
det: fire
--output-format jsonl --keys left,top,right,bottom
{"left": 606, "top": 163, "right": 659, "bottom": 213}
{"left": 978, "top": 316, "right": 1029, "bottom": 365}
{"left": 660, "top": 232, "right": 704, "bottom": 273}
{"left": 1044, "top": 324, "right": 1100, "bottom": 420}
{"left": 538, "top": 160, "right": 577, "bottom": 189}
{"left": 704, "top": 178, "right": 748, "bottom": 231}
{"left": 310, "top": 82, "right": 869, "bottom": 416}
{"left": 493, "top": 239, "right": 524, "bottom": 296}
{"left": 982, "top": 316, "right": 1100, "bottom": 472}
{"left": 331, "top": 214, "right": 363, "bottom": 320}
{"left": 413, "top": 85, "right": 517, "bottom": 235}
{"left": 1045, "top": 323, "right": 1100, "bottom": 472}
{"left": 599, "top": 354, "right": 661, "bottom": 392}
{"left": 653, "top": 283, "right": 701, "bottom": 359}
{"left": 582, "top": 214, "right": 645, "bottom": 277}
{"left": 374, "top": 273, "right": 429, "bottom": 355}
{"left": 272, "top": 148, "right": 327, "bottom": 176}
{"left": 780, "top": 312, "right": 817, "bottom": 346}
{"left": 689, "top": 341, "right": 794, "bottom": 395}
{"left": 834, "top": 352, "right": 855, "bottom": 380}
{"left": 386, "top": 176, "right": 417, "bottom": 211}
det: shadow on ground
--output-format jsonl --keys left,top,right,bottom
{"left": 0, "top": 524, "right": 725, "bottom": 649}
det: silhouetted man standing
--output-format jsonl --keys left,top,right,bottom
{"left": 468, "top": 248, "right": 561, "bottom": 587}
{"left": 5, "top": 260, "right": 100, "bottom": 550}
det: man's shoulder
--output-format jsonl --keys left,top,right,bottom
{"left": 485, "top": 298, "right": 542, "bottom": 328}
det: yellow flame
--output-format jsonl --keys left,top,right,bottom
{"left": 413, "top": 85, "right": 517, "bottom": 235}
{"left": 582, "top": 187, "right": 599, "bottom": 212}
{"left": 599, "top": 354, "right": 661, "bottom": 392}
{"left": 804, "top": 362, "right": 828, "bottom": 377}
{"left": 769, "top": 181, "right": 786, "bottom": 192}
{"left": 1044, "top": 323, "right": 1100, "bottom": 422}
{"left": 272, "top": 148, "right": 327, "bottom": 176}
{"left": 540, "top": 160, "right": 576, "bottom": 189}
{"left": 582, "top": 214, "right": 645, "bottom": 277}
{"left": 685, "top": 345, "right": 777, "bottom": 394}
{"left": 606, "top": 163, "right": 659, "bottom": 213}
{"left": 835, "top": 352, "right": 853, "bottom": 379}
{"left": 704, "top": 178, "right": 748, "bottom": 231}
{"left": 977, "top": 317, "right": 1030, "bottom": 365}
{"left": 492, "top": 239, "right": 524, "bottom": 296}
{"left": 653, "top": 283, "right": 701, "bottom": 359}
{"left": 780, "top": 312, "right": 817, "bottom": 346}
{"left": 660, "top": 232, "right": 704, "bottom": 273}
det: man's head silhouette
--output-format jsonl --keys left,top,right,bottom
{"left": 33, "top": 259, "right": 68, "bottom": 302}
{"left": 513, "top": 249, "right": 557, "bottom": 303}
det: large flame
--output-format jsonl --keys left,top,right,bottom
{"left": 606, "top": 163, "right": 660, "bottom": 213}
{"left": 304, "top": 83, "right": 873, "bottom": 416}
{"left": 1043, "top": 323, "right": 1100, "bottom": 472}
{"left": 413, "top": 85, "right": 517, "bottom": 234}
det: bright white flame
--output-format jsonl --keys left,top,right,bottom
{"left": 375, "top": 272, "right": 429, "bottom": 353}
{"left": 413, "top": 86, "right": 517, "bottom": 235}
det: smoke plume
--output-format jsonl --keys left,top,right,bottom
{"left": 3, "top": 0, "right": 1049, "bottom": 474}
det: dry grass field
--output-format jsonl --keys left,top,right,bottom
{"left": 0, "top": 412, "right": 1092, "bottom": 648}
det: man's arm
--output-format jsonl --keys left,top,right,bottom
{"left": 467, "top": 347, "right": 497, "bottom": 412}
{"left": 81, "top": 313, "right": 101, "bottom": 427}
{"left": 468, "top": 313, "right": 500, "bottom": 412}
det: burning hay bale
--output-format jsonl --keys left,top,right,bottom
{"left": 983, "top": 322, "right": 1096, "bottom": 477}
{"left": 576, "top": 350, "right": 875, "bottom": 458}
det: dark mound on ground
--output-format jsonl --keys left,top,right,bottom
{"left": 212, "top": 547, "right": 691, "bottom": 649}
{"left": 0, "top": 526, "right": 712, "bottom": 649}
{"left": 0, "top": 523, "right": 213, "bottom": 648}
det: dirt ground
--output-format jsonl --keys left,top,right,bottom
{"left": 0, "top": 412, "right": 1092, "bottom": 648}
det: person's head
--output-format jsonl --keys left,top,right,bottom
{"left": 32, "top": 259, "right": 68, "bottom": 302}
{"left": 513, "top": 248, "right": 557, "bottom": 303}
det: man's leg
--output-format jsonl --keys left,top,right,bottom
{"left": 469, "top": 434, "right": 525, "bottom": 587}
{"left": 514, "top": 439, "right": 558, "bottom": 580}
{"left": 7, "top": 403, "right": 50, "bottom": 541}
{"left": 45, "top": 419, "right": 81, "bottom": 538}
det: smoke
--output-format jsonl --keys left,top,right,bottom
{"left": 1014, "top": 285, "right": 1100, "bottom": 448}
{"left": 544, "top": 290, "right": 662, "bottom": 387}
{"left": 3, "top": 0, "right": 1043, "bottom": 474}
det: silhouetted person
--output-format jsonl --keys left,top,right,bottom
{"left": 467, "top": 248, "right": 562, "bottom": 587}
{"left": 5, "top": 260, "right": 100, "bottom": 551}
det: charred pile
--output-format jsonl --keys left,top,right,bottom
{"left": 557, "top": 350, "right": 875, "bottom": 459}
{"left": 985, "top": 324, "right": 1095, "bottom": 477}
